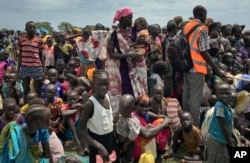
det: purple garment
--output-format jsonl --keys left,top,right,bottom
{"left": 240, "top": 46, "right": 250, "bottom": 61}
{"left": 114, "top": 31, "right": 134, "bottom": 96}
{"left": 237, "top": 103, "right": 250, "bottom": 128}
{"left": 0, "top": 113, "right": 25, "bottom": 133}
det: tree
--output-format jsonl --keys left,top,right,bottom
{"left": 57, "top": 22, "right": 74, "bottom": 33}
{"left": 35, "top": 22, "right": 54, "bottom": 34}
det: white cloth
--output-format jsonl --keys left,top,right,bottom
{"left": 87, "top": 94, "right": 113, "bottom": 135}
{"left": 116, "top": 116, "right": 140, "bottom": 140}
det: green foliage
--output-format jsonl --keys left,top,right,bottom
{"left": 58, "top": 22, "right": 74, "bottom": 33}
{"left": 1, "top": 28, "right": 9, "bottom": 32}
{"left": 35, "top": 22, "right": 54, "bottom": 34}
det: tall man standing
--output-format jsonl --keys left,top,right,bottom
{"left": 182, "top": 5, "right": 225, "bottom": 126}
{"left": 17, "top": 21, "right": 44, "bottom": 103}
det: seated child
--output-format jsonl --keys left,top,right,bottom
{"left": 172, "top": 111, "right": 203, "bottom": 162}
{"left": 62, "top": 90, "right": 86, "bottom": 156}
{"left": 57, "top": 74, "right": 69, "bottom": 101}
{"left": 74, "top": 56, "right": 81, "bottom": 76}
{"left": 115, "top": 94, "right": 140, "bottom": 163}
{"left": 148, "top": 61, "right": 167, "bottom": 96}
{"left": 45, "top": 84, "right": 65, "bottom": 139}
{"left": 20, "top": 92, "right": 38, "bottom": 114}
{"left": 0, "top": 98, "right": 25, "bottom": 133}
{"left": 1, "top": 72, "right": 24, "bottom": 105}
{"left": 0, "top": 49, "right": 7, "bottom": 84}
{"left": 231, "top": 88, "right": 250, "bottom": 141}
{"left": 165, "top": 87, "right": 183, "bottom": 131}
{"left": 0, "top": 104, "right": 52, "bottom": 162}
{"left": 149, "top": 84, "right": 168, "bottom": 115}
{"left": 132, "top": 94, "right": 171, "bottom": 161}
{"left": 55, "top": 59, "right": 66, "bottom": 75}
{"left": 41, "top": 68, "right": 63, "bottom": 99}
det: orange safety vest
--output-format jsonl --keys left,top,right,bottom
{"left": 184, "top": 21, "right": 208, "bottom": 75}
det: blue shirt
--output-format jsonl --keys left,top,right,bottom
{"left": 41, "top": 81, "right": 63, "bottom": 99}
{"left": 209, "top": 101, "right": 233, "bottom": 144}
{"left": 29, "top": 129, "right": 50, "bottom": 145}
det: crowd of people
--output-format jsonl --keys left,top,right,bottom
{"left": 0, "top": 4, "right": 250, "bottom": 163}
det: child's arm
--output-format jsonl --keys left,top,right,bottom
{"left": 217, "top": 117, "right": 233, "bottom": 146}
{"left": 41, "top": 142, "right": 53, "bottom": 163}
{"left": 232, "top": 129, "right": 242, "bottom": 147}
{"left": 77, "top": 100, "right": 110, "bottom": 162}
{"left": 148, "top": 111, "right": 166, "bottom": 119}
{"left": 139, "top": 117, "right": 170, "bottom": 139}
{"left": 172, "top": 127, "right": 182, "bottom": 154}
{"left": 122, "top": 138, "right": 133, "bottom": 152}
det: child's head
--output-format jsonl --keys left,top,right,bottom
{"left": 210, "top": 30, "right": 219, "bottom": 39}
{"left": 47, "top": 68, "right": 58, "bottom": 84}
{"left": 81, "top": 26, "right": 92, "bottom": 40}
{"left": 58, "top": 33, "right": 66, "bottom": 43}
{"left": 29, "top": 97, "right": 46, "bottom": 106}
{"left": 166, "top": 20, "right": 177, "bottom": 33}
{"left": 134, "top": 95, "right": 150, "bottom": 117}
{"left": 215, "top": 82, "right": 231, "bottom": 105}
{"left": 152, "top": 85, "right": 164, "bottom": 102}
{"left": 148, "top": 24, "right": 160, "bottom": 36}
{"left": 134, "top": 17, "right": 148, "bottom": 32}
{"left": 216, "top": 62, "right": 228, "bottom": 72}
{"left": 208, "top": 94, "right": 218, "bottom": 106}
{"left": 3, "top": 98, "right": 18, "bottom": 121}
{"left": 24, "top": 104, "right": 51, "bottom": 132}
{"left": 27, "top": 92, "right": 38, "bottom": 104}
{"left": 221, "top": 24, "right": 232, "bottom": 37}
{"left": 74, "top": 85, "right": 87, "bottom": 104}
{"left": 95, "top": 23, "right": 105, "bottom": 30}
{"left": 3, "top": 72, "right": 10, "bottom": 83}
{"left": 77, "top": 77, "right": 90, "bottom": 91}
{"left": 152, "top": 61, "right": 168, "bottom": 77}
{"left": 45, "top": 84, "right": 56, "bottom": 99}
{"left": 232, "top": 24, "right": 243, "bottom": 38}
{"left": 0, "top": 50, "right": 6, "bottom": 61}
{"left": 68, "top": 58, "right": 76, "bottom": 69}
{"left": 222, "top": 52, "right": 234, "bottom": 65}
{"left": 92, "top": 70, "right": 109, "bottom": 97}
{"left": 58, "top": 74, "right": 65, "bottom": 83}
{"left": 56, "top": 59, "right": 65, "bottom": 73}
{"left": 67, "top": 90, "right": 79, "bottom": 106}
{"left": 119, "top": 94, "right": 135, "bottom": 118}
{"left": 9, "top": 72, "right": 17, "bottom": 85}
{"left": 180, "top": 111, "right": 193, "bottom": 132}
{"left": 243, "top": 35, "right": 250, "bottom": 48}
{"left": 74, "top": 56, "right": 81, "bottom": 68}
{"left": 230, "top": 91, "right": 237, "bottom": 108}
{"left": 46, "top": 37, "right": 53, "bottom": 47}
{"left": 207, "top": 65, "right": 213, "bottom": 78}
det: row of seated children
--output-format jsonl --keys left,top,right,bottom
{"left": 0, "top": 58, "right": 92, "bottom": 162}
{"left": 3, "top": 69, "right": 248, "bottom": 163}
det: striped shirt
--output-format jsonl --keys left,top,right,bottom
{"left": 18, "top": 36, "right": 44, "bottom": 67}
{"left": 166, "top": 97, "right": 182, "bottom": 130}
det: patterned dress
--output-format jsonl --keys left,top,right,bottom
{"left": 105, "top": 29, "right": 148, "bottom": 113}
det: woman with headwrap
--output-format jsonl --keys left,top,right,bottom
{"left": 105, "top": 7, "right": 148, "bottom": 113}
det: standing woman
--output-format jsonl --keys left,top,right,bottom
{"left": 105, "top": 7, "right": 148, "bottom": 113}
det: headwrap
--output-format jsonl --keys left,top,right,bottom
{"left": 113, "top": 7, "right": 133, "bottom": 24}
{"left": 235, "top": 90, "right": 250, "bottom": 115}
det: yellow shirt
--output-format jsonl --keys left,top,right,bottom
{"left": 20, "top": 104, "right": 29, "bottom": 113}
